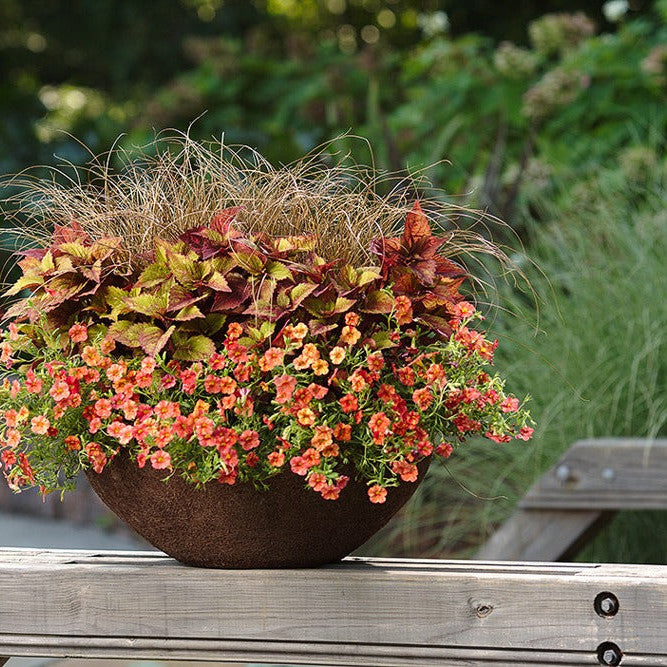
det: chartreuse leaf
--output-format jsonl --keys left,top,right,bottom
{"left": 360, "top": 290, "right": 394, "bottom": 314}
{"left": 206, "top": 271, "right": 230, "bottom": 291}
{"left": 168, "top": 250, "right": 202, "bottom": 286}
{"left": 108, "top": 320, "right": 138, "bottom": 347}
{"left": 290, "top": 283, "right": 318, "bottom": 308}
{"left": 266, "top": 260, "right": 292, "bottom": 280}
{"left": 124, "top": 291, "right": 168, "bottom": 317}
{"left": 40, "top": 251, "right": 55, "bottom": 272}
{"left": 235, "top": 252, "right": 265, "bottom": 275}
{"left": 3, "top": 274, "right": 44, "bottom": 297}
{"left": 357, "top": 268, "right": 381, "bottom": 286}
{"left": 174, "top": 304, "right": 205, "bottom": 321}
{"left": 371, "top": 331, "right": 398, "bottom": 349}
{"left": 135, "top": 324, "right": 175, "bottom": 356}
{"left": 57, "top": 242, "right": 91, "bottom": 260}
{"left": 136, "top": 261, "right": 171, "bottom": 288}
{"left": 172, "top": 334, "right": 216, "bottom": 361}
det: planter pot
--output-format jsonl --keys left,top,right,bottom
{"left": 86, "top": 452, "right": 429, "bottom": 568}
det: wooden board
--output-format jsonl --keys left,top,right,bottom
{"left": 0, "top": 548, "right": 665, "bottom": 666}
{"left": 520, "top": 438, "right": 667, "bottom": 510}
{"left": 475, "top": 509, "right": 612, "bottom": 561}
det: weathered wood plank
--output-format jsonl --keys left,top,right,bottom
{"left": 0, "top": 549, "right": 664, "bottom": 665}
{"left": 476, "top": 509, "right": 612, "bottom": 561}
{"left": 521, "top": 438, "right": 667, "bottom": 510}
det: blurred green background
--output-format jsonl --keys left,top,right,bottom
{"left": 1, "top": 0, "right": 666, "bottom": 562}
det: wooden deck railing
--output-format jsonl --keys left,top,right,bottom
{"left": 0, "top": 547, "right": 665, "bottom": 666}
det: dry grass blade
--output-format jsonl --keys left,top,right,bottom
{"left": 1, "top": 132, "right": 519, "bottom": 288}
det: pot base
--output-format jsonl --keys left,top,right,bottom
{"left": 86, "top": 453, "right": 427, "bottom": 568}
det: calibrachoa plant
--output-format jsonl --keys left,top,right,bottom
{"left": 0, "top": 201, "right": 533, "bottom": 503}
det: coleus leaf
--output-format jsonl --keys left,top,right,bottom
{"left": 402, "top": 200, "right": 432, "bottom": 245}
{"left": 360, "top": 290, "right": 394, "bottom": 314}
{"left": 210, "top": 206, "right": 243, "bottom": 235}
{"left": 290, "top": 283, "right": 318, "bottom": 309}
{"left": 135, "top": 323, "right": 175, "bottom": 356}
{"left": 52, "top": 220, "right": 90, "bottom": 245}
{"left": 265, "top": 260, "right": 292, "bottom": 281}
{"left": 136, "top": 261, "right": 171, "bottom": 288}
{"left": 205, "top": 270, "right": 231, "bottom": 292}
{"left": 174, "top": 304, "right": 205, "bottom": 321}
{"left": 172, "top": 334, "right": 216, "bottom": 361}
{"left": 124, "top": 292, "right": 168, "bottom": 318}
{"left": 57, "top": 242, "right": 91, "bottom": 260}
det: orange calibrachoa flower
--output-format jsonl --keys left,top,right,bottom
{"left": 0, "top": 199, "right": 533, "bottom": 504}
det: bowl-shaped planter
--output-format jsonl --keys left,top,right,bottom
{"left": 86, "top": 452, "right": 429, "bottom": 568}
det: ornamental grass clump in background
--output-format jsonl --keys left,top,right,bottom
{"left": 0, "top": 137, "right": 533, "bottom": 504}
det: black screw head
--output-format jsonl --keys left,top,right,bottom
{"left": 597, "top": 641, "right": 623, "bottom": 665}
{"left": 594, "top": 591, "right": 619, "bottom": 617}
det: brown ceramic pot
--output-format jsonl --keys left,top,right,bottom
{"left": 86, "top": 451, "right": 428, "bottom": 568}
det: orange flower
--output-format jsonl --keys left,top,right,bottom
{"left": 6, "top": 429, "right": 21, "bottom": 448}
{"left": 296, "top": 407, "right": 316, "bottom": 427}
{"left": 436, "top": 442, "right": 454, "bottom": 458}
{"left": 500, "top": 397, "right": 519, "bottom": 413}
{"left": 67, "top": 323, "right": 88, "bottom": 343}
{"left": 99, "top": 337, "right": 116, "bottom": 354}
{"left": 274, "top": 374, "right": 297, "bottom": 404}
{"left": 366, "top": 352, "right": 385, "bottom": 372}
{"left": 105, "top": 363, "right": 126, "bottom": 382}
{"left": 368, "top": 484, "right": 387, "bottom": 504}
{"left": 49, "top": 381, "right": 70, "bottom": 402}
{"left": 65, "top": 435, "right": 81, "bottom": 451}
{"left": 30, "top": 415, "right": 50, "bottom": 435}
{"left": 312, "top": 359, "right": 329, "bottom": 376}
{"left": 268, "top": 451, "right": 285, "bottom": 467}
{"left": 394, "top": 295, "right": 413, "bottom": 325}
{"left": 333, "top": 422, "right": 352, "bottom": 441}
{"left": 218, "top": 376, "right": 238, "bottom": 395}
{"left": 311, "top": 425, "right": 333, "bottom": 450}
{"left": 369, "top": 411, "right": 391, "bottom": 444}
{"left": 319, "top": 442, "right": 340, "bottom": 458}
{"left": 412, "top": 387, "right": 434, "bottom": 411}
{"left": 239, "top": 429, "right": 260, "bottom": 451}
{"left": 321, "top": 484, "right": 341, "bottom": 500}
{"left": 308, "top": 472, "right": 327, "bottom": 492}
{"left": 349, "top": 371, "right": 367, "bottom": 393}
{"left": 329, "top": 346, "right": 346, "bottom": 365}
{"left": 150, "top": 450, "right": 172, "bottom": 470}
{"left": 153, "top": 428, "right": 174, "bottom": 448}
{"left": 391, "top": 460, "right": 419, "bottom": 482}
{"left": 454, "top": 301, "right": 475, "bottom": 318}
{"left": 344, "top": 312, "right": 360, "bottom": 327}
{"left": 25, "top": 370, "right": 43, "bottom": 394}
{"left": 340, "top": 325, "right": 361, "bottom": 346}
{"left": 259, "top": 347, "right": 284, "bottom": 372}
{"left": 94, "top": 398, "right": 113, "bottom": 419}
{"left": 339, "top": 393, "right": 358, "bottom": 414}
{"left": 227, "top": 322, "right": 243, "bottom": 339}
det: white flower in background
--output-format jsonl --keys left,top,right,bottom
{"left": 603, "top": 0, "right": 629, "bottom": 22}
{"left": 418, "top": 11, "right": 449, "bottom": 38}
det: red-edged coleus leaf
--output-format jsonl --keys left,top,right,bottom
{"left": 210, "top": 206, "right": 243, "bottom": 235}
{"left": 211, "top": 274, "right": 252, "bottom": 312}
{"left": 360, "top": 289, "right": 394, "bottom": 314}
{"left": 52, "top": 220, "right": 91, "bottom": 246}
{"left": 370, "top": 201, "right": 466, "bottom": 287}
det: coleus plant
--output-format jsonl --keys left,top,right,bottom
{"left": 0, "top": 202, "right": 533, "bottom": 503}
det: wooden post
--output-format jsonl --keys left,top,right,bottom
{"left": 0, "top": 548, "right": 665, "bottom": 665}
{"left": 478, "top": 438, "right": 667, "bottom": 561}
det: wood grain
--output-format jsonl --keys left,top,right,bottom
{"left": 521, "top": 438, "right": 667, "bottom": 510}
{"left": 0, "top": 548, "right": 664, "bottom": 665}
{"left": 475, "top": 508, "right": 612, "bottom": 561}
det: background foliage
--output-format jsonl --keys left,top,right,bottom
{"left": 1, "top": 0, "right": 666, "bottom": 562}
